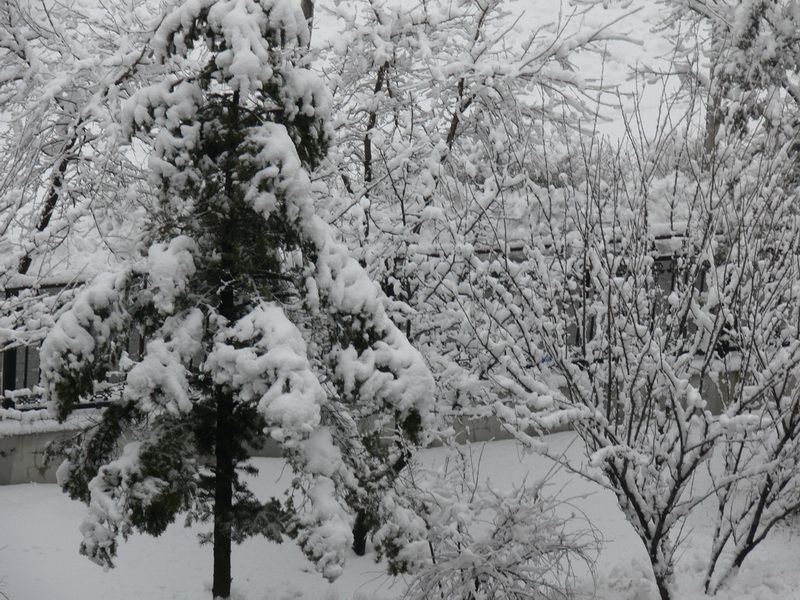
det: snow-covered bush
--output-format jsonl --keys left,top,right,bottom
{"left": 318, "top": 0, "right": 634, "bottom": 558}
{"left": 374, "top": 446, "right": 599, "bottom": 600}
{"left": 450, "top": 78, "right": 800, "bottom": 598}
{"left": 318, "top": 0, "right": 800, "bottom": 595}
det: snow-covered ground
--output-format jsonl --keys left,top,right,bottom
{"left": 3, "top": 433, "right": 800, "bottom": 600}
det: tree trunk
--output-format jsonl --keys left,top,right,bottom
{"left": 18, "top": 156, "right": 70, "bottom": 275}
{"left": 212, "top": 388, "right": 235, "bottom": 599}
{"left": 301, "top": 0, "right": 314, "bottom": 44}
{"left": 212, "top": 237, "right": 237, "bottom": 599}
{"left": 655, "top": 576, "right": 672, "bottom": 600}
{"left": 650, "top": 540, "right": 674, "bottom": 600}
{"left": 352, "top": 509, "right": 370, "bottom": 556}
{"left": 351, "top": 447, "right": 410, "bottom": 555}
{"left": 703, "top": 98, "right": 722, "bottom": 162}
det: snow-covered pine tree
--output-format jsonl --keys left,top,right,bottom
{"left": 39, "top": 1, "right": 433, "bottom": 598}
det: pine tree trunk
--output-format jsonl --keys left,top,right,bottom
{"left": 352, "top": 447, "right": 410, "bottom": 555}
{"left": 212, "top": 388, "right": 235, "bottom": 599}
{"left": 352, "top": 510, "right": 370, "bottom": 556}
{"left": 212, "top": 256, "right": 237, "bottom": 599}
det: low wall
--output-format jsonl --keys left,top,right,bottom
{"left": 0, "top": 428, "right": 79, "bottom": 485}
{"left": 0, "top": 408, "right": 102, "bottom": 485}
{"left": 0, "top": 414, "right": 523, "bottom": 485}
{"left": 0, "top": 383, "right": 735, "bottom": 486}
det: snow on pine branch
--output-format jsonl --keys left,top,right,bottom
{"left": 123, "top": 309, "right": 203, "bottom": 416}
{"left": 206, "top": 303, "right": 326, "bottom": 443}
{"left": 75, "top": 418, "right": 198, "bottom": 570}
{"left": 306, "top": 215, "right": 435, "bottom": 431}
{"left": 41, "top": 236, "right": 198, "bottom": 418}
{"left": 40, "top": 268, "right": 137, "bottom": 419}
{"left": 242, "top": 119, "right": 434, "bottom": 433}
{"left": 205, "top": 302, "right": 356, "bottom": 579}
